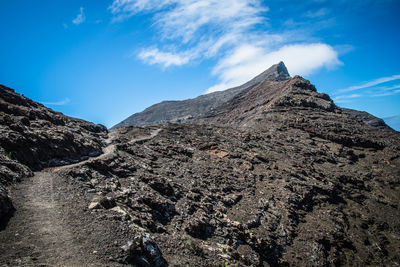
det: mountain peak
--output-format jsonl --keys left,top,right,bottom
{"left": 112, "top": 62, "right": 293, "bottom": 128}
{"left": 259, "top": 61, "right": 291, "bottom": 82}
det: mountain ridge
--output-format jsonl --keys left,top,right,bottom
{"left": 113, "top": 62, "right": 393, "bottom": 132}
{"left": 111, "top": 62, "right": 291, "bottom": 129}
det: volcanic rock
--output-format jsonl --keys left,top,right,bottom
{"left": 61, "top": 118, "right": 400, "bottom": 266}
{"left": 1, "top": 63, "right": 399, "bottom": 266}
{"left": 0, "top": 85, "right": 107, "bottom": 171}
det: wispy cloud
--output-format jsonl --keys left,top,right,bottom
{"left": 42, "top": 98, "right": 71, "bottom": 106}
{"left": 333, "top": 94, "right": 362, "bottom": 103}
{"left": 379, "top": 84, "right": 400, "bottom": 91}
{"left": 372, "top": 89, "right": 400, "bottom": 97}
{"left": 109, "top": 0, "right": 342, "bottom": 93}
{"left": 138, "top": 48, "right": 191, "bottom": 67}
{"left": 334, "top": 76, "right": 400, "bottom": 103}
{"left": 338, "top": 74, "right": 400, "bottom": 93}
{"left": 72, "top": 7, "right": 86, "bottom": 25}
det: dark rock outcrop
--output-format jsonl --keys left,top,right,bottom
{"left": 0, "top": 85, "right": 108, "bottom": 170}
{"left": 0, "top": 146, "right": 32, "bottom": 220}
{"left": 0, "top": 186, "right": 12, "bottom": 223}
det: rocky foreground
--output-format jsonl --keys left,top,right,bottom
{"left": 0, "top": 64, "right": 400, "bottom": 266}
{"left": 0, "top": 85, "right": 107, "bottom": 220}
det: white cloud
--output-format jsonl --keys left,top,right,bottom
{"left": 333, "top": 77, "right": 400, "bottom": 103}
{"left": 372, "top": 90, "right": 400, "bottom": 97}
{"left": 109, "top": 0, "right": 341, "bottom": 94}
{"left": 109, "top": 0, "right": 266, "bottom": 44}
{"left": 379, "top": 84, "right": 400, "bottom": 91}
{"left": 138, "top": 48, "right": 191, "bottom": 67}
{"left": 72, "top": 7, "right": 86, "bottom": 25}
{"left": 333, "top": 94, "right": 363, "bottom": 103}
{"left": 339, "top": 74, "right": 400, "bottom": 93}
{"left": 207, "top": 43, "right": 341, "bottom": 93}
{"left": 42, "top": 98, "right": 71, "bottom": 106}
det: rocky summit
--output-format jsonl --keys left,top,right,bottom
{"left": 112, "top": 62, "right": 291, "bottom": 129}
{"left": 0, "top": 63, "right": 399, "bottom": 267}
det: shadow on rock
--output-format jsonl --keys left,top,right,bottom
{"left": 0, "top": 205, "right": 15, "bottom": 231}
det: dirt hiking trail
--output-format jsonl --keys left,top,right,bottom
{"left": 0, "top": 129, "right": 169, "bottom": 266}
{"left": 0, "top": 171, "right": 111, "bottom": 266}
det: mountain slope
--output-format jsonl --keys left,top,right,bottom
{"left": 63, "top": 117, "right": 400, "bottom": 266}
{"left": 112, "top": 62, "right": 290, "bottom": 128}
{"left": 114, "top": 62, "right": 393, "bottom": 133}
{"left": 1, "top": 64, "right": 399, "bottom": 266}
{"left": 195, "top": 75, "right": 395, "bottom": 146}
{"left": 0, "top": 85, "right": 108, "bottom": 170}
{"left": 65, "top": 68, "right": 400, "bottom": 265}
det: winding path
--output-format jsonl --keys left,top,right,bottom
{"left": 0, "top": 128, "right": 162, "bottom": 266}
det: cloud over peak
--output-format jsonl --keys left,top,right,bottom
{"left": 110, "top": 0, "right": 342, "bottom": 93}
{"left": 208, "top": 43, "right": 340, "bottom": 93}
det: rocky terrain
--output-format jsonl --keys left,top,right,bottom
{"left": 0, "top": 85, "right": 108, "bottom": 170}
{"left": 0, "top": 63, "right": 400, "bottom": 266}
{"left": 0, "top": 84, "right": 107, "bottom": 226}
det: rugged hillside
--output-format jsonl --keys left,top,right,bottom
{"left": 62, "top": 71, "right": 399, "bottom": 265}
{"left": 195, "top": 75, "right": 394, "bottom": 135}
{"left": 1, "top": 64, "right": 400, "bottom": 266}
{"left": 0, "top": 85, "right": 108, "bottom": 170}
{"left": 60, "top": 122, "right": 400, "bottom": 266}
{"left": 0, "top": 147, "right": 32, "bottom": 219}
{"left": 0, "top": 85, "right": 107, "bottom": 219}
{"left": 112, "top": 62, "right": 291, "bottom": 128}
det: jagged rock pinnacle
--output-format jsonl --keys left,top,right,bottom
{"left": 257, "top": 61, "right": 291, "bottom": 82}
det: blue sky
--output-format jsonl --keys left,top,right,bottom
{"left": 0, "top": 0, "right": 399, "bottom": 129}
